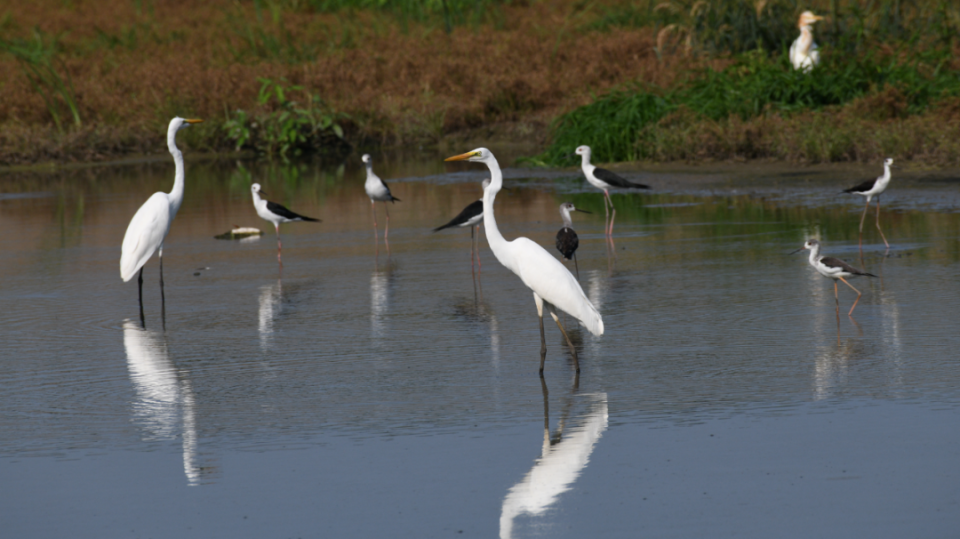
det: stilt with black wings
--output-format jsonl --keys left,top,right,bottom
{"left": 574, "top": 145, "right": 649, "bottom": 236}
{"left": 251, "top": 183, "right": 320, "bottom": 267}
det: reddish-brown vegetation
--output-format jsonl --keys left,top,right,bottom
{"left": 0, "top": 1, "right": 732, "bottom": 164}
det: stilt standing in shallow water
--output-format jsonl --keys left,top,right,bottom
{"left": 792, "top": 239, "right": 876, "bottom": 316}
{"left": 362, "top": 154, "right": 401, "bottom": 246}
{"left": 250, "top": 183, "right": 321, "bottom": 269}
{"left": 844, "top": 158, "right": 894, "bottom": 251}
{"left": 574, "top": 145, "right": 649, "bottom": 237}
{"left": 433, "top": 179, "right": 490, "bottom": 274}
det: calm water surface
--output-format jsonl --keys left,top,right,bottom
{"left": 2, "top": 153, "right": 960, "bottom": 538}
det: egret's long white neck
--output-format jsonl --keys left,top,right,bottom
{"left": 482, "top": 155, "right": 508, "bottom": 256}
{"left": 167, "top": 124, "right": 185, "bottom": 216}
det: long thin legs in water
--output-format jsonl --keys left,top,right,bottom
{"left": 858, "top": 198, "right": 870, "bottom": 246}
{"left": 138, "top": 267, "right": 145, "bottom": 328}
{"left": 384, "top": 202, "right": 391, "bottom": 244}
{"left": 371, "top": 201, "right": 379, "bottom": 241}
{"left": 875, "top": 196, "right": 889, "bottom": 250}
{"left": 470, "top": 225, "right": 483, "bottom": 272}
{"left": 538, "top": 299, "right": 547, "bottom": 372}
{"left": 535, "top": 293, "right": 580, "bottom": 376}
{"left": 838, "top": 276, "right": 863, "bottom": 316}
{"left": 159, "top": 253, "right": 166, "bottom": 330}
{"left": 550, "top": 310, "right": 580, "bottom": 373}
{"left": 274, "top": 223, "right": 283, "bottom": 267}
{"left": 603, "top": 190, "right": 617, "bottom": 236}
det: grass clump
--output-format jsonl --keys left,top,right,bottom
{"left": 224, "top": 78, "right": 349, "bottom": 158}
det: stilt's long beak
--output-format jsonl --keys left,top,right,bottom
{"left": 789, "top": 247, "right": 806, "bottom": 255}
{"left": 575, "top": 209, "right": 593, "bottom": 214}
{"left": 258, "top": 188, "right": 267, "bottom": 195}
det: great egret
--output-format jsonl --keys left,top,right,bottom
{"left": 843, "top": 158, "right": 894, "bottom": 250}
{"left": 791, "top": 239, "right": 876, "bottom": 316}
{"left": 573, "top": 145, "right": 648, "bottom": 236}
{"left": 362, "top": 153, "right": 400, "bottom": 243}
{"left": 790, "top": 11, "right": 823, "bottom": 72}
{"left": 446, "top": 148, "right": 603, "bottom": 374}
{"left": 555, "top": 202, "right": 591, "bottom": 280}
{"left": 120, "top": 116, "right": 203, "bottom": 327}
{"left": 433, "top": 179, "right": 490, "bottom": 272}
{"left": 250, "top": 183, "right": 320, "bottom": 267}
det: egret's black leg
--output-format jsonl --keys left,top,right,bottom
{"left": 539, "top": 313, "right": 547, "bottom": 375}
{"left": 138, "top": 267, "right": 145, "bottom": 328}
{"left": 159, "top": 256, "right": 166, "bottom": 330}
{"left": 551, "top": 311, "right": 580, "bottom": 373}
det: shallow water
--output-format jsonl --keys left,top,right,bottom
{"left": 2, "top": 153, "right": 959, "bottom": 538}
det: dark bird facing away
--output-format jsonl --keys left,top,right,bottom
{"left": 555, "top": 202, "right": 591, "bottom": 280}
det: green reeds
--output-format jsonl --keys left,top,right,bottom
{"left": 227, "top": 1, "right": 321, "bottom": 62}
{"left": 0, "top": 29, "right": 81, "bottom": 133}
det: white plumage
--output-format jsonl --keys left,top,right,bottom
{"left": 362, "top": 153, "right": 400, "bottom": 243}
{"left": 120, "top": 117, "right": 201, "bottom": 283}
{"left": 446, "top": 148, "right": 603, "bottom": 373}
{"left": 790, "top": 11, "right": 823, "bottom": 72}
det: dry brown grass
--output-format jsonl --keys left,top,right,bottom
{"left": 642, "top": 96, "right": 960, "bottom": 164}
{"left": 0, "top": 0, "right": 731, "bottom": 164}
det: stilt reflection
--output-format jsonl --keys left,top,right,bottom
{"left": 123, "top": 320, "right": 209, "bottom": 486}
{"left": 371, "top": 260, "right": 397, "bottom": 341}
{"left": 499, "top": 377, "right": 608, "bottom": 539}
{"left": 258, "top": 280, "right": 282, "bottom": 351}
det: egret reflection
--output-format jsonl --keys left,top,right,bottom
{"left": 123, "top": 320, "right": 205, "bottom": 486}
{"left": 500, "top": 379, "right": 608, "bottom": 539}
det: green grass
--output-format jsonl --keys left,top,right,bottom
{"left": 0, "top": 29, "right": 82, "bottom": 133}
{"left": 581, "top": 0, "right": 960, "bottom": 55}
{"left": 536, "top": 46, "right": 960, "bottom": 165}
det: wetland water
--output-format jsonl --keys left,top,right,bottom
{"left": 2, "top": 152, "right": 960, "bottom": 538}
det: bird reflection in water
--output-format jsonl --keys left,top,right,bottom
{"left": 258, "top": 280, "right": 283, "bottom": 352}
{"left": 813, "top": 329, "right": 865, "bottom": 401}
{"left": 123, "top": 320, "right": 212, "bottom": 486}
{"left": 499, "top": 377, "right": 608, "bottom": 539}
{"left": 371, "top": 259, "right": 397, "bottom": 342}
